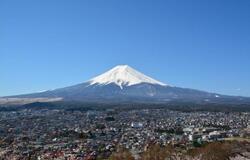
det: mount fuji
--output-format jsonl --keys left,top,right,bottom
{"left": 3, "top": 65, "right": 250, "bottom": 104}
{"left": 89, "top": 65, "right": 167, "bottom": 89}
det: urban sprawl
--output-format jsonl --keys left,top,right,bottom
{"left": 0, "top": 108, "right": 250, "bottom": 159}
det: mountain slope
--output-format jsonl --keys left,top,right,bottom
{"left": 4, "top": 65, "right": 250, "bottom": 104}
{"left": 89, "top": 65, "right": 167, "bottom": 89}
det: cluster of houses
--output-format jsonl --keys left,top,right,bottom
{"left": 0, "top": 108, "right": 249, "bottom": 159}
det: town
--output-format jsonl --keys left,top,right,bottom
{"left": 0, "top": 106, "right": 249, "bottom": 159}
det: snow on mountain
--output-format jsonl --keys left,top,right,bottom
{"left": 89, "top": 65, "right": 167, "bottom": 89}
{"left": 5, "top": 64, "right": 250, "bottom": 104}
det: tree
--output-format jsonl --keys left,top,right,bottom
{"left": 109, "top": 148, "right": 134, "bottom": 160}
{"left": 186, "top": 142, "right": 234, "bottom": 160}
{"left": 141, "top": 144, "right": 178, "bottom": 160}
{"left": 200, "top": 142, "right": 232, "bottom": 160}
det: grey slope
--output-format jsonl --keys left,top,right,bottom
{"left": 4, "top": 65, "right": 250, "bottom": 104}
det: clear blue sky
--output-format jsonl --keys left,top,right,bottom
{"left": 1, "top": 0, "right": 250, "bottom": 97}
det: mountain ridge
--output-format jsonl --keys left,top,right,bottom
{"left": 88, "top": 65, "right": 167, "bottom": 89}
{"left": 2, "top": 65, "right": 250, "bottom": 105}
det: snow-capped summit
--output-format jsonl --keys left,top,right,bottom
{"left": 89, "top": 65, "right": 167, "bottom": 89}
{"left": 7, "top": 65, "right": 250, "bottom": 104}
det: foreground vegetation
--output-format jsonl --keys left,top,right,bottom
{"left": 109, "top": 141, "right": 250, "bottom": 160}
